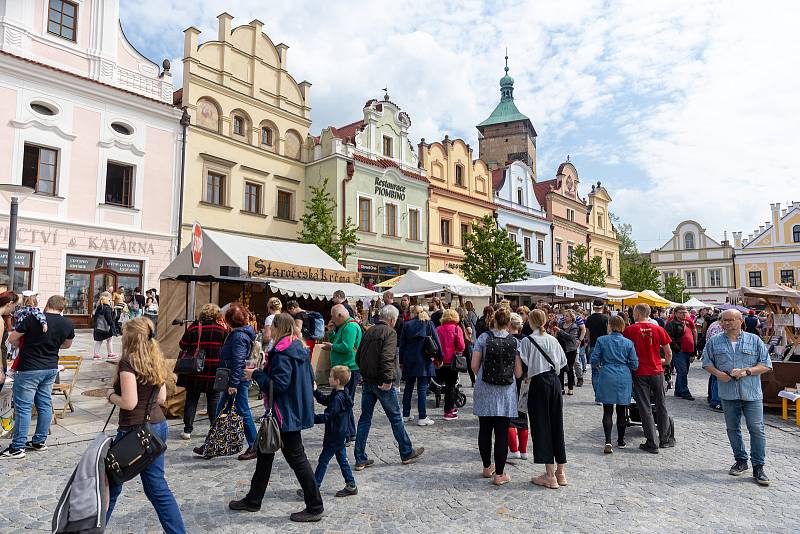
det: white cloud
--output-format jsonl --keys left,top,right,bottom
{"left": 120, "top": 0, "right": 800, "bottom": 249}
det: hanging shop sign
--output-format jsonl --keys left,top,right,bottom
{"left": 248, "top": 256, "right": 360, "bottom": 284}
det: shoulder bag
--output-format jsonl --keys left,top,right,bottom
{"left": 256, "top": 380, "right": 282, "bottom": 454}
{"left": 175, "top": 323, "right": 206, "bottom": 374}
{"left": 450, "top": 327, "right": 469, "bottom": 373}
{"left": 95, "top": 313, "right": 111, "bottom": 334}
{"left": 104, "top": 386, "right": 167, "bottom": 485}
{"left": 528, "top": 336, "right": 559, "bottom": 372}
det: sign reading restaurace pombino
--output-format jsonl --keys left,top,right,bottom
{"left": 248, "top": 256, "right": 360, "bottom": 284}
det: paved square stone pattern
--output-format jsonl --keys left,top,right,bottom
{"left": 2, "top": 334, "right": 798, "bottom": 533}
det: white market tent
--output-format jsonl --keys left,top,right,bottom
{"left": 606, "top": 288, "right": 639, "bottom": 300}
{"left": 683, "top": 296, "right": 713, "bottom": 309}
{"left": 388, "top": 270, "right": 492, "bottom": 298}
{"left": 497, "top": 275, "right": 607, "bottom": 300}
{"left": 268, "top": 279, "right": 380, "bottom": 300}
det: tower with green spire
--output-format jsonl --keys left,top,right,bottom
{"left": 476, "top": 52, "right": 537, "bottom": 172}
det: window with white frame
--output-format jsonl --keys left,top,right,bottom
{"left": 408, "top": 208, "right": 420, "bottom": 241}
{"left": 22, "top": 144, "right": 58, "bottom": 195}
{"left": 358, "top": 197, "right": 372, "bottom": 232}
{"left": 780, "top": 269, "right": 794, "bottom": 285}
{"left": 48, "top": 0, "right": 78, "bottom": 42}
{"left": 385, "top": 203, "right": 398, "bottom": 237}
{"left": 685, "top": 271, "right": 697, "bottom": 287}
{"left": 556, "top": 243, "right": 562, "bottom": 265}
{"left": 684, "top": 232, "right": 696, "bottom": 249}
{"left": 709, "top": 269, "right": 722, "bottom": 287}
{"left": 748, "top": 271, "right": 762, "bottom": 287}
{"left": 523, "top": 236, "right": 532, "bottom": 261}
{"left": 441, "top": 218, "right": 452, "bottom": 245}
{"left": 105, "top": 162, "right": 134, "bottom": 208}
{"left": 537, "top": 239, "right": 545, "bottom": 263}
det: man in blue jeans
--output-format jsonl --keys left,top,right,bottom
{"left": 2, "top": 295, "right": 75, "bottom": 459}
{"left": 665, "top": 305, "right": 696, "bottom": 400}
{"left": 703, "top": 309, "right": 772, "bottom": 486}
{"left": 353, "top": 305, "right": 424, "bottom": 470}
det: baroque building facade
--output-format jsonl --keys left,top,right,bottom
{"left": 733, "top": 202, "right": 800, "bottom": 288}
{"left": 178, "top": 14, "right": 311, "bottom": 246}
{"left": 307, "top": 95, "right": 429, "bottom": 287}
{"left": 0, "top": 0, "right": 181, "bottom": 324}
{"left": 650, "top": 220, "right": 734, "bottom": 304}
{"left": 587, "top": 182, "right": 621, "bottom": 288}
{"left": 418, "top": 135, "right": 493, "bottom": 273}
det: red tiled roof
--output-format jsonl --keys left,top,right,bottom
{"left": 491, "top": 167, "right": 507, "bottom": 192}
{"left": 352, "top": 153, "right": 428, "bottom": 182}
{"left": 330, "top": 120, "right": 365, "bottom": 141}
{"left": 534, "top": 179, "right": 557, "bottom": 210}
{"left": 0, "top": 50, "right": 175, "bottom": 108}
{"left": 173, "top": 88, "right": 183, "bottom": 105}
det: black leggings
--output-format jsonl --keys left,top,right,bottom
{"left": 602, "top": 404, "right": 627, "bottom": 443}
{"left": 478, "top": 416, "right": 510, "bottom": 475}
{"left": 559, "top": 350, "right": 577, "bottom": 390}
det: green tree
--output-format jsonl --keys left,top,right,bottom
{"left": 461, "top": 215, "right": 528, "bottom": 301}
{"left": 566, "top": 243, "right": 606, "bottom": 287}
{"left": 298, "top": 178, "right": 359, "bottom": 265}
{"left": 663, "top": 275, "right": 689, "bottom": 303}
{"left": 610, "top": 214, "right": 662, "bottom": 292}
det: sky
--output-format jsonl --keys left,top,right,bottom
{"left": 120, "top": 0, "right": 800, "bottom": 251}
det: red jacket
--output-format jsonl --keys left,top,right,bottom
{"left": 436, "top": 323, "right": 465, "bottom": 365}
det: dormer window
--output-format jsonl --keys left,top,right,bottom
{"left": 455, "top": 164, "right": 464, "bottom": 186}
{"left": 382, "top": 136, "right": 393, "bottom": 158}
{"left": 517, "top": 188, "right": 523, "bottom": 205}
{"left": 48, "top": 0, "right": 78, "bottom": 42}
{"left": 684, "top": 232, "right": 695, "bottom": 250}
{"left": 233, "top": 115, "right": 245, "bottom": 136}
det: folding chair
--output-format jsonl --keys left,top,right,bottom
{"left": 52, "top": 355, "right": 82, "bottom": 419}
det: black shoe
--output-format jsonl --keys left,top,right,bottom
{"left": 401, "top": 447, "right": 425, "bottom": 464}
{"left": 345, "top": 439, "right": 354, "bottom": 447}
{"left": 639, "top": 443, "right": 659, "bottom": 454}
{"left": 753, "top": 465, "right": 770, "bottom": 486}
{"left": 0, "top": 447, "right": 25, "bottom": 459}
{"left": 710, "top": 403, "right": 723, "bottom": 412}
{"left": 353, "top": 458, "right": 374, "bottom": 471}
{"left": 289, "top": 510, "right": 323, "bottom": 522}
{"left": 335, "top": 484, "right": 358, "bottom": 497}
{"left": 729, "top": 459, "right": 749, "bottom": 476}
{"left": 617, "top": 440, "right": 626, "bottom": 449}
{"left": 296, "top": 489, "right": 304, "bottom": 498}
{"left": 576, "top": 379, "right": 584, "bottom": 387}
{"left": 229, "top": 499, "right": 260, "bottom": 512}
{"left": 24, "top": 441, "right": 47, "bottom": 452}
{"left": 238, "top": 447, "right": 257, "bottom": 461}
{"left": 659, "top": 439, "right": 676, "bottom": 449}
{"left": 682, "top": 394, "right": 695, "bottom": 401}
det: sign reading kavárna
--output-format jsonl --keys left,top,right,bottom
{"left": 248, "top": 256, "right": 360, "bottom": 284}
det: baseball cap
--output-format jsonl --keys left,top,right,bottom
{"left": 21, "top": 290, "right": 38, "bottom": 297}
{"left": 592, "top": 298, "right": 604, "bottom": 308}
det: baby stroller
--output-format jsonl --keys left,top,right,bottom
{"left": 625, "top": 380, "right": 675, "bottom": 440}
{"left": 428, "top": 375, "right": 467, "bottom": 409}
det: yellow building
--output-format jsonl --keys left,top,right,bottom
{"left": 733, "top": 202, "right": 800, "bottom": 288}
{"left": 418, "top": 136, "right": 494, "bottom": 273}
{"left": 177, "top": 14, "right": 311, "bottom": 246}
{"left": 587, "top": 182, "right": 621, "bottom": 288}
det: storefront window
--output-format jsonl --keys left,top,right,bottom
{"left": 0, "top": 250, "right": 33, "bottom": 291}
{"left": 357, "top": 260, "right": 417, "bottom": 287}
{"left": 64, "top": 254, "right": 142, "bottom": 315}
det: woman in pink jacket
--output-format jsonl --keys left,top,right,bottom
{"left": 436, "top": 309, "right": 465, "bottom": 421}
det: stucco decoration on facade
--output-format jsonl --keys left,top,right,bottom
{"left": 733, "top": 202, "right": 800, "bottom": 288}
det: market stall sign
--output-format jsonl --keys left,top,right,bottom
{"left": 248, "top": 256, "right": 360, "bottom": 284}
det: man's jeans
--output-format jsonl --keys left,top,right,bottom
{"left": 355, "top": 383, "right": 413, "bottom": 464}
{"left": 217, "top": 381, "right": 257, "bottom": 448}
{"left": 707, "top": 375, "right": 720, "bottom": 406}
{"left": 673, "top": 351, "right": 692, "bottom": 397}
{"left": 344, "top": 370, "right": 361, "bottom": 440}
{"left": 402, "top": 376, "right": 429, "bottom": 419}
{"left": 578, "top": 345, "right": 587, "bottom": 372}
{"left": 11, "top": 369, "right": 58, "bottom": 450}
{"left": 314, "top": 446, "right": 356, "bottom": 487}
{"left": 107, "top": 421, "right": 186, "bottom": 534}
{"left": 721, "top": 399, "right": 766, "bottom": 466}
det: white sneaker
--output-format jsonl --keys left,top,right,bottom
{"left": 509, "top": 450, "right": 521, "bottom": 460}
{"left": 417, "top": 418, "right": 434, "bottom": 426}
{"left": 520, "top": 453, "right": 529, "bottom": 460}
{"left": 404, "top": 415, "right": 414, "bottom": 423}
{"left": 180, "top": 432, "right": 191, "bottom": 440}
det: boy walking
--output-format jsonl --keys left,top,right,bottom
{"left": 305, "top": 366, "right": 358, "bottom": 497}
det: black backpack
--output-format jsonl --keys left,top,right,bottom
{"left": 481, "top": 332, "right": 517, "bottom": 385}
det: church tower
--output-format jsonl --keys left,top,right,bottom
{"left": 476, "top": 54, "right": 537, "bottom": 174}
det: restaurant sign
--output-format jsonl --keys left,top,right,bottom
{"left": 248, "top": 256, "right": 360, "bottom": 284}
{"left": 374, "top": 177, "right": 406, "bottom": 201}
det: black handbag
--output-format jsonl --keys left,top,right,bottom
{"left": 95, "top": 314, "right": 111, "bottom": 334}
{"left": 104, "top": 387, "right": 167, "bottom": 485}
{"left": 174, "top": 322, "right": 206, "bottom": 374}
{"left": 256, "top": 381, "right": 282, "bottom": 454}
{"left": 450, "top": 327, "right": 469, "bottom": 373}
{"left": 212, "top": 368, "right": 230, "bottom": 393}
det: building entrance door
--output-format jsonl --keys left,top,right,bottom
{"left": 92, "top": 271, "right": 117, "bottom": 312}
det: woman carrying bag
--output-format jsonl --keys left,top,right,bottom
{"left": 228, "top": 313, "right": 324, "bottom": 523}
{"left": 399, "top": 307, "right": 442, "bottom": 426}
{"left": 435, "top": 309, "right": 465, "bottom": 421}
{"left": 92, "top": 292, "right": 117, "bottom": 360}
{"left": 105, "top": 317, "right": 185, "bottom": 534}
{"left": 517, "top": 309, "right": 568, "bottom": 490}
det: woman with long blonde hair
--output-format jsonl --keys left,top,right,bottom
{"left": 105, "top": 317, "right": 185, "bottom": 533}
{"left": 231, "top": 313, "right": 323, "bottom": 522}
{"left": 93, "top": 291, "right": 117, "bottom": 360}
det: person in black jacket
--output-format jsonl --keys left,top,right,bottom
{"left": 382, "top": 291, "right": 404, "bottom": 389}
{"left": 302, "top": 366, "right": 358, "bottom": 498}
{"left": 92, "top": 292, "right": 117, "bottom": 360}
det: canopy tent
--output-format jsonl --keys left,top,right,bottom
{"left": 268, "top": 279, "right": 379, "bottom": 301}
{"left": 606, "top": 288, "right": 639, "bottom": 301}
{"left": 718, "top": 303, "right": 751, "bottom": 313}
{"left": 620, "top": 290, "right": 675, "bottom": 308}
{"left": 497, "top": 275, "right": 606, "bottom": 301}
{"left": 728, "top": 284, "right": 800, "bottom": 306}
{"left": 389, "top": 270, "right": 491, "bottom": 298}
{"left": 375, "top": 274, "right": 404, "bottom": 288}
{"left": 683, "top": 297, "right": 713, "bottom": 309}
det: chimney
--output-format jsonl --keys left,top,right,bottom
{"left": 183, "top": 26, "right": 201, "bottom": 60}
{"left": 770, "top": 202, "right": 781, "bottom": 229}
{"left": 298, "top": 81, "right": 312, "bottom": 107}
{"left": 217, "top": 12, "right": 233, "bottom": 42}
{"left": 276, "top": 43, "right": 288, "bottom": 70}
{"left": 733, "top": 231, "right": 742, "bottom": 248}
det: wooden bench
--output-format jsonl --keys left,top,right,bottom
{"left": 52, "top": 355, "right": 82, "bottom": 419}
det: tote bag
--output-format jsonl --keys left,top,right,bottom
{"left": 198, "top": 398, "right": 244, "bottom": 459}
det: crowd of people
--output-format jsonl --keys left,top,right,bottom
{"left": 0, "top": 288, "right": 775, "bottom": 531}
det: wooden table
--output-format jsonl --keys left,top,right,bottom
{"left": 778, "top": 389, "right": 800, "bottom": 426}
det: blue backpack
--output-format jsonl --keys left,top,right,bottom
{"left": 305, "top": 311, "right": 325, "bottom": 340}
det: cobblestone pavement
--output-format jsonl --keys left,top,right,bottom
{"left": 2, "top": 348, "right": 799, "bottom": 533}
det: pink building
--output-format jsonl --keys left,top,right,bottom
{"left": 0, "top": 1, "right": 182, "bottom": 324}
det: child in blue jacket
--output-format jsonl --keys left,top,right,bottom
{"left": 301, "top": 365, "right": 358, "bottom": 498}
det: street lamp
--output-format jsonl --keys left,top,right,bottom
{"left": 0, "top": 184, "right": 34, "bottom": 292}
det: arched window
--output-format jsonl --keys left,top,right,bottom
{"left": 684, "top": 232, "right": 695, "bottom": 249}
{"left": 259, "top": 121, "right": 277, "bottom": 152}
{"left": 230, "top": 109, "right": 252, "bottom": 142}
{"left": 793, "top": 225, "right": 800, "bottom": 243}
{"left": 284, "top": 130, "right": 302, "bottom": 160}
{"left": 196, "top": 97, "right": 221, "bottom": 133}
{"left": 516, "top": 188, "right": 523, "bottom": 205}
